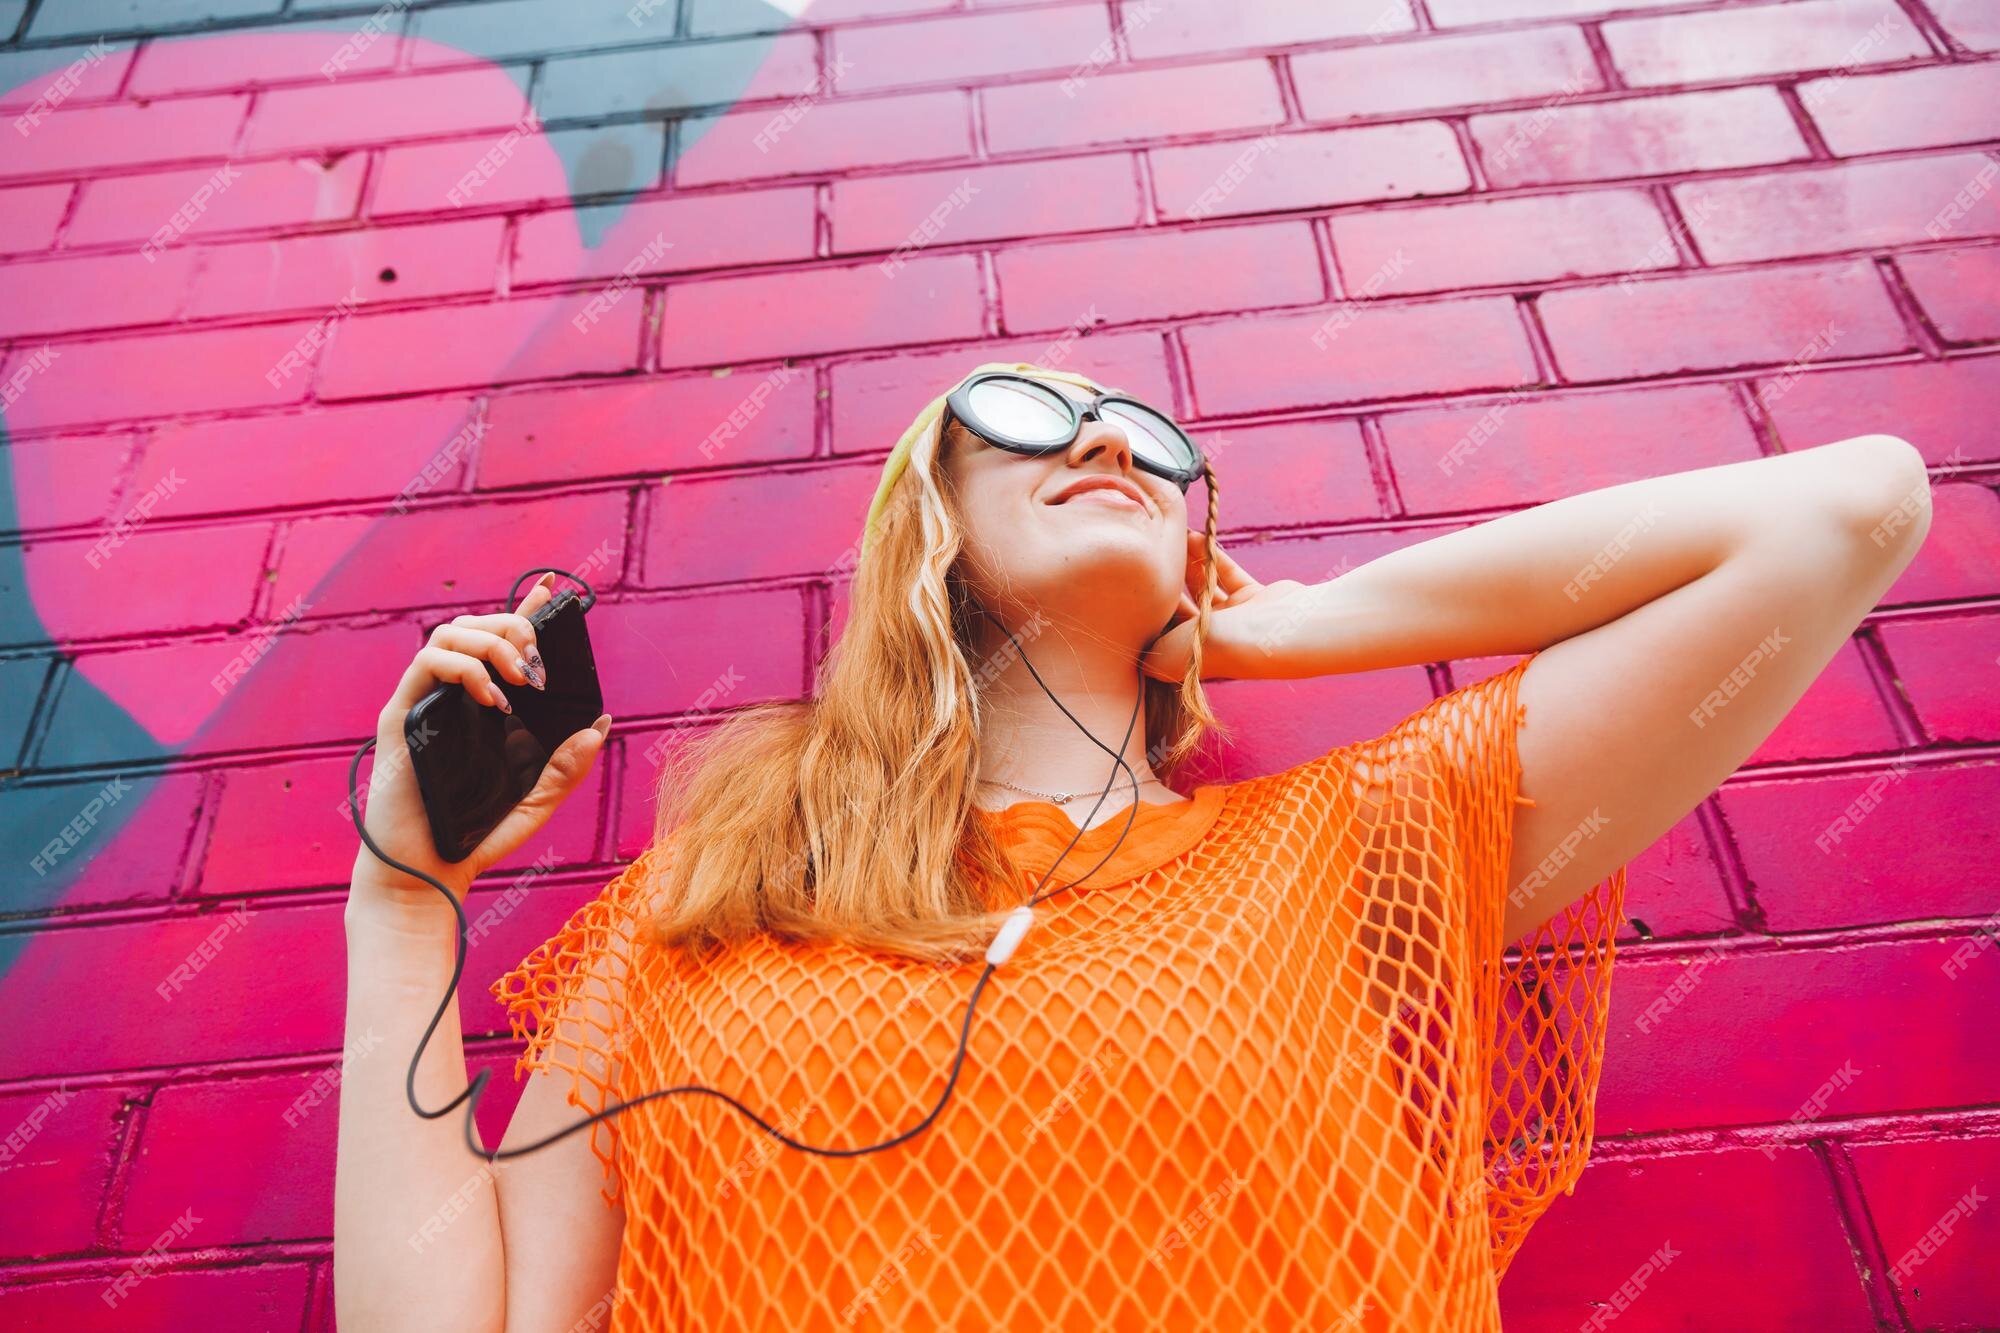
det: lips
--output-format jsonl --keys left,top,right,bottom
{"left": 1047, "top": 476, "right": 1149, "bottom": 512}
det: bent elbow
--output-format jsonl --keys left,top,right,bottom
{"left": 1821, "top": 433, "right": 1934, "bottom": 557}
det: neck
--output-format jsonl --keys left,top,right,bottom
{"left": 965, "top": 608, "right": 1169, "bottom": 808}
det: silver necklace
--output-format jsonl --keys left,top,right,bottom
{"left": 977, "top": 774, "right": 1170, "bottom": 804}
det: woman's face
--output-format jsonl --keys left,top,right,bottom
{"left": 941, "top": 374, "right": 1190, "bottom": 645}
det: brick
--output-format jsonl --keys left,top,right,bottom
{"left": 1537, "top": 260, "right": 1911, "bottom": 382}
{"left": 0, "top": 320, "right": 322, "bottom": 429}
{"left": 199, "top": 747, "right": 601, "bottom": 898}
{"left": 511, "top": 187, "right": 818, "bottom": 288}
{"left": 1879, "top": 616, "right": 2000, "bottom": 742}
{"left": 14, "top": 521, "right": 267, "bottom": 643}
{"left": 1882, "top": 482, "right": 2000, "bottom": 606}
{"left": 658, "top": 254, "right": 985, "bottom": 368}
{"left": 644, "top": 462, "right": 882, "bottom": 586}
{"left": 615, "top": 721, "right": 727, "bottom": 859}
{"left": 5, "top": 432, "right": 132, "bottom": 529}
{"left": 409, "top": 0, "right": 723, "bottom": 66}
{"left": 271, "top": 490, "right": 629, "bottom": 619}
{"left": 1745, "top": 639, "right": 1901, "bottom": 765}
{"left": 692, "top": 0, "right": 951, "bottom": 33}
{"left": 1604, "top": 0, "right": 1927, "bottom": 86}
{"left": 827, "top": 330, "right": 1176, "bottom": 456}
{"left": 0, "top": 1086, "right": 125, "bottom": 1257}
{"left": 128, "top": 396, "right": 484, "bottom": 519}
{"left": 535, "top": 31, "right": 821, "bottom": 119}
{"left": 675, "top": 89, "right": 970, "bottom": 188}
{"left": 0, "top": 1265, "right": 313, "bottom": 1328}
{"left": 39, "top": 622, "right": 468, "bottom": 766}
{"left": 593, "top": 589, "right": 809, "bottom": 718}
{"left": 127, "top": 20, "right": 400, "bottom": 93}
{"left": 1760, "top": 355, "right": 2000, "bottom": 469}
{"left": 315, "top": 292, "right": 647, "bottom": 400}
{"left": 1499, "top": 1149, "right": 1873, "bottom": 1331}
{"left": 27, "top": 0, "right": 280, "bottom": 38}
{"left": 1381, "top": 384, "right": 1761, "bottom": 515}
{"left": 1123, "top": 0, "right": 1414, "bottom": 60}
{"left": 1802, "top": 62, "right": 2000, "bottom": 155}
{"left": 1724, "top": 762, "right": 2000, "bottom": 931}
{"left": 0, "top": 183, "right": 69, "bottom": 253}
{"left": 1199, "top": 666, "right": 1438, "bottom": 781}
{"left": 1182, "top": 296, "right": 1539, "bottom": 416}
{"left": 1149, "top": 123, "right": 1469, "bottom": 220}
{"left": 479, "top": 368, "right": 818, "bottom": 489}
{"left": 1431, "top": 0, "right": 1687, "bottom": 19}
{"left": 241, "top": 67, "right": 532, "bottom": 155}
{"left": 996, "top": 222, "right": 1325, "bottom": 331}
{"left": 1293, "top": 26, "right": 1601, "bottom": 122}
{"left": 0, "top": 94, "right": 247, "bottom": 181}
{"left": 3, "top": 772, "right": 203, "bottom": 912}
{"left": 0, "top": 902, "right": 346, "bottom": 1078}
{"left": 831, "top": 6, "right": 1113, "bottom": 92}
{"left": 1473, "top": 87, "right": 1810, "bottom": 188}
{"left": 1198, "top": 418, "right": 1378, "bottom": 531}
{"left": 1930, "top": 0, "right": 2000, "bottom": 52}
{"left": 1899, "top": 245, "right": 2000, "bottom": 344}
{"left": 65, "top": 156, "right": 367, "bottom": 247}
{"left": 1595, "top": 935, "right": 2000, "bottom": 1132}
{"left": 185, "top": 217, "right": 504, "bottom": 320}
{"left": 1331, "top": 188, "right": 1675, "bottom": 296}
{"left": 981, "top": 60, "right": 1284, "bottom": 155}
{"left": 0, "top": 657, "right": 46, "bottom": 758}
{"left": 831, "top": 153, "right": 1143, "bottom": 255}
{"left": 0, "top": 247, "right": 196, "bottom": 338}
{"left": 122, "top": 1070, "right": 337, "bottom": 1244}
{"left": 1614, "top": 811, "right": 1736, "bottom": 945}
{"left": 1673, "top": 152, "right": 2000, "bottom": 264}
{"left": 0, "top": 42, "right": 136, "bottom": 111}
{"left": 374, "top": 121, "right": 666, "bottom": 215}
{"left": 1850, "top": 1137, "right": 2000, "bottom": 1327}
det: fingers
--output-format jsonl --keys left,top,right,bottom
{"left": 387, "top": 642, "right": 515, "bottom": 716}
{"left": 468, "top": 714, "right": 613, "bottom": 872}
{"left": 435, "top": 619, "right": 541, "bottom": 690}
{"left": 1186, "top": 529, "right": 1257, "bottom": 597}
{"left": 512, "top": 571, "right": 557, "bottom": 618}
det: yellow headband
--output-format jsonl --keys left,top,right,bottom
{"left": 856, "top": 360, "right": 1112, "bottom": 567}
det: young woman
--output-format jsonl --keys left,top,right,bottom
{"left": 336, "top": 360, "right": 1931, "bottom": 1331}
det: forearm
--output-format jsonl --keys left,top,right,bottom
{"left": 336, "top": 878, "right": 507, "bottom": 1333}
{"left": 1277, "top": 435, "right": 1913, "bottom": 675}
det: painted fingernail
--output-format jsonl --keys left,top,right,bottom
{"left": 524, "top": 650, "right": 546, "bottom": 690}
{"left": 591, "top": 713, "right": 612, "bottom": 738}
{"left": 492, "top": 686, "right": 513, "bottom": 714}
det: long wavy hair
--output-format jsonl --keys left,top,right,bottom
{"left": 644, "top": 375, "right": 1230, "bottom": 962}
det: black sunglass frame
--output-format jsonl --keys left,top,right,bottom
{"left": 941, "top": 372, "right": 1206, "bottom": 493}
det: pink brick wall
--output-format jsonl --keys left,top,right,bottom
{"left": 0, "top": 1, "right": 1993, "bottom": 1328}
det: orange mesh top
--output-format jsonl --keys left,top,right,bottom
{"left": 492, "top": 652, "right": 1627, "bottom": 1330}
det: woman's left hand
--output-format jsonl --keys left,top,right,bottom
{"left": 1141, "top": 531, "right": 1316, "bottom": 682}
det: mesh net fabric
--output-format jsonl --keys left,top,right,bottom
{"left": 491, "top": 651, "right": 1625, "bottom": 1330}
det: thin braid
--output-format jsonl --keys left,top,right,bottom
{"left": 1175, "top": 458, "right": 1225, "bottom": 737}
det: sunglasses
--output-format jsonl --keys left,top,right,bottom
{"left": 942, "top": 372, "right": 1206, "bottom": 492}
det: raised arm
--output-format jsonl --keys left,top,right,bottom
{"left": 1149, "top": 433, "right": 1934, "bottom": 944}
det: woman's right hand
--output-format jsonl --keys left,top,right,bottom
{"left": 350, "top": 571, "right": 613, "bottom": 905}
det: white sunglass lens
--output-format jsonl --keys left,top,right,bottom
{"left": 966, "top": 380, "right": 1072, "bottom": 442}
{"left": 1103, "top": 404, "right": 1190, "bottom": 471}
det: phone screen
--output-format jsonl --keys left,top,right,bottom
{"left": 404, "top": 590, "right": 605, "bottom": 862}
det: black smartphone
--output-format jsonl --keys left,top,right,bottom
{"left": 404, "top": 588, "right": 605, "bottom": 862}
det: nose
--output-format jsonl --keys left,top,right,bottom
{"left": 1064, "top": 414, "right": 1135, "bottom": 477}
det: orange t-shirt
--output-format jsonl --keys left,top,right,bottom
{"left": 493, "top": 652, "right": 1626, "bottom": 1330}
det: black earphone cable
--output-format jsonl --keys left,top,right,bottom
{"left": 347, "top": 572, "right": 1173, "bottom": 1164}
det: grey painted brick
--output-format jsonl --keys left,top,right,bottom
{"left": 409, "top": 0, "right": 680, "bottom": 64}
{"left": 28, "top": 0, "right": 282, "bottom": 40}
{"left": 536, "top": 31, "right": 811, "bottom": 121}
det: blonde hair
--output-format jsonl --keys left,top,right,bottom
{"left": 645, "top": 392, "right": 1229, "bottom": 962}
